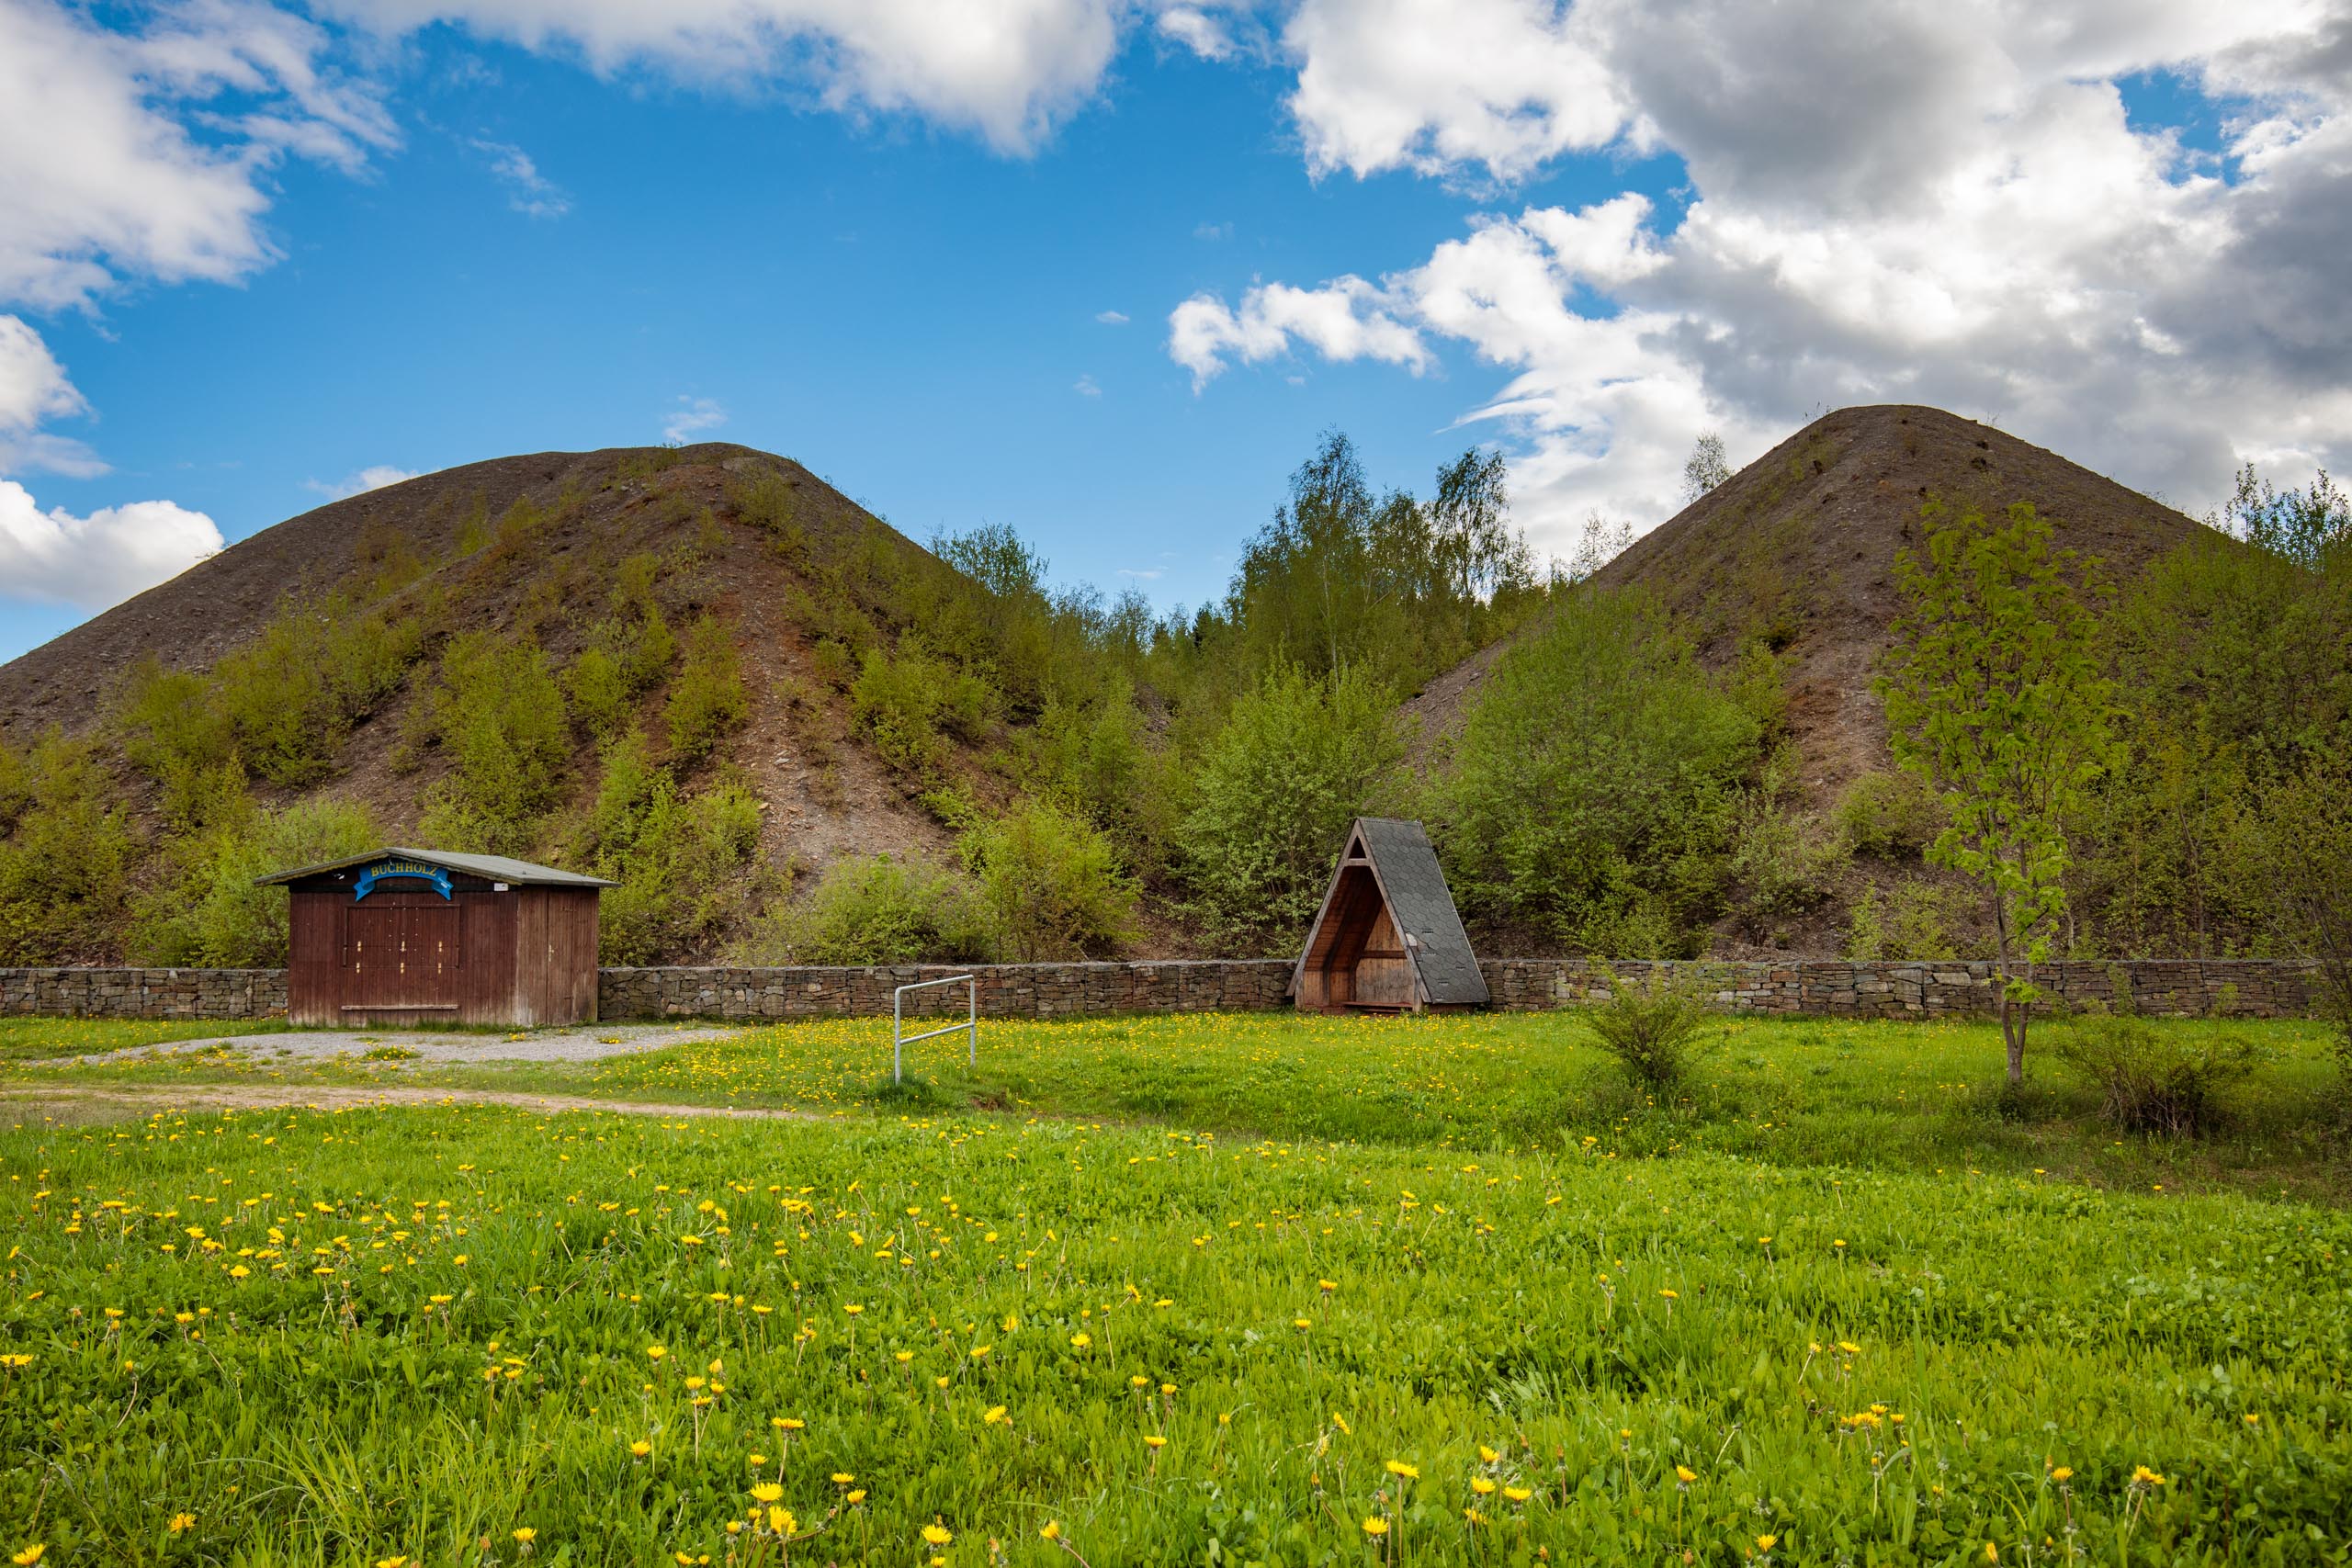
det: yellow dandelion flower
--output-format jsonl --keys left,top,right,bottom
{"left": 751, "top": 1483, "right": 784, "bottom": 1505}
{"left": 167, "top": 1514, "right": 196, "bottom": 1534}
{"left": 1471, "top": 1478, "right": 1498, "bottom": 1495}
{"left": 10, "top": 1548, "right": 42, "bottom": 1566}
{"left": 1758, "top": 1534, "right": 1777, "bottom": 1552}
{"left": 1503, "top": 1485, "right": 1532, "bottom": 1504}
{"left": 630, "top": 1440, "right": 652, "bottom": 1459}
{"left": 922, "top": 1524, "right": 953, "bottom": 1546}
{"left": 1040, "top": 1521, "right": 1061, "bottom": 1540}
{"left": 512, "top": 1528, "right": 536, "bottom": 1545}
{"left": 1385, "top": 1460, "right": 1419, "bottom": 1480}
{"left": 1362, "top": 1517, "right": 1389, "bottom": 1537}
{"left": 1676, "top": 1465, "right": 1697, "bottom": 1484}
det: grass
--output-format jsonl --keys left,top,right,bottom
{"left": 17, "top": 1011, "right": 2344, "bottom": 1203}
{"left": 3, "top": 1093, "right": 2348, "bottom": 1566}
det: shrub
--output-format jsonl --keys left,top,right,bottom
{"left": 115, "top": 659, "right": 240, "bottom": 828}
{"left": 1582, "top": 968, "right": 1717, "bottom": 1091}
{"left": 0, "top": 731, "right": 136, "bottom": 962}
{"left": 594, "top": 773, "right": 763, "bottom": 964}
{"left": 1179, "top": 663, "right": 1403, "bottom": 942}
{"left": 2050, "top": 1013, "right": 2270, "bottom": 1136}
{"left": 1844, "top": 878, "right": 1962, "bottom": 961}
{"left": 851, "top": 643, "right": 991, "bottom": 779}
{"left": 666, "top": 614, "right": 749, "bottom": 766}
{"left": 743, "top": 853, "right": 991, "bottom": 966}
{"left": 1834, "top": 770, "right": 1947, "bottom": 858}
{"left": 1729, "top": 755, "right": 1844, "bottom": 928}
{"left": 961, "top": 800, "right": 1137, "bottom": 962}
{"left": 566, "top": 647, "right": 633, "bottom": 740}
{"left": 211, "top": 593, "right": 425, "bottom": 785}
{"left": 134, "top": 798, "right": 379, "bottom": 966}
{"left": 416, "top": 633, "right": 571, "bottom": 854}
{"left": 1438, "top": 586, "right": 1760, "bottom": 950}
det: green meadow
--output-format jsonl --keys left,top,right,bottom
{"left": 3, "top": 1010, "right": 2348, "bottom": 1564}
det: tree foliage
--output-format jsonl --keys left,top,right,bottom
{"left": 1877, "top": 500, "right": 2116, "bottom": 1084}
{"left": 1439, "top": 586, "right": 1758, "bottom": 955}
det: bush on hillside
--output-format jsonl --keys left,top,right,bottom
{"left": 851, "top": 642, "right": 991, "bottom": 779}
{"left": 0, "top": 731, "right": 136, "bottom": 963}
{"left": 2050, "top": 1012, "right": 2269, "bottom": 1137}
{"left": 1438, "top": 586, "right": 1761, "bottom": 953}
{"left": 416, "top": 632, "right": 571, "bottom": 854}
{"left": 133, "top": 798, "right": 379, "bottom": 967}
{"left": 1833, "top": 769, "right": 1948, "bottom": 859}
{"left": 1582, "top": 968, "right": 1718, "bottom": 1091}
{"left": 1728, "top": 753, "right": 1844, "bottom": 930}
{"left": 742, "top": 853, "right": 992, "bottom": 966}
{"left": 1178, "top": 663, "right": 1404, "bottom": 943}
{"left": 666, "top": 614, "right": 750, "bottom": 766}
{"left": 594, "top": 774, "right": 763, "bottom": 965}
{"left": 962, "top": 800, "right": 1137, "bottom": 962}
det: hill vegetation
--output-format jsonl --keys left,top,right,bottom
{"left": 0, "top": 411, "right": 2346, "bottom": 992}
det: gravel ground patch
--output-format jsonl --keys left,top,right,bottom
{"left": 62, "top": 1021, "right": 741, "bottom": 1066}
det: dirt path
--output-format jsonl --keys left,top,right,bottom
{"left": 0, "top": 1082, "right": 820, "bottom": 1126}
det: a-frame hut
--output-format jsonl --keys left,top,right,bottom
{"left": 1288, "top": 818, "right": 1489, "bottom": 1014}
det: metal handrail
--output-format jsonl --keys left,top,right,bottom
{"left": 892, "top": 974, "right": 977, "bottom": 1084}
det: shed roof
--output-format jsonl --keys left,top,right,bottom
{"left": 1289, "top": 818, "right": 1489, "bottom": 1007}
{"left": 255, "top": 847, "right": 617, "bottom": 889}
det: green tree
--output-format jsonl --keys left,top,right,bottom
{"left": 1437, "top": 586, "right": 1758, "bottom": 953}
{"left": 665, "top": 613, "right": 750, "bottom": 765}
{"left": 1178, "top": 663, "right": 1405, "bottom": 945}
{"left": 417, "top": 633, "right": 571, "bottom": 853}
{"left": 135, "top": 798, "right": 379, "bottom": 966}
{"left": 1877, "top": 500, "right": 2116, "bottom": 1086}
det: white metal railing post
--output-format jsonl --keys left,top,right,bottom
{"left": 891, "top": 974, "right": 978, "bottom": 1084}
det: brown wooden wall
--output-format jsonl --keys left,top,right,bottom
{"left": 286, "top": 879, "right": 599, "bottom": 1027}
{"left": 1295, "top": 865, "right": 1420, "bottom": 1013}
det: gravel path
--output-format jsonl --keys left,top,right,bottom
{"left": 66, "top": 1021, "right": 741, "bottom": 1066}
{"left": 1, "top": 1083, "right": 818, "bottom": 1127}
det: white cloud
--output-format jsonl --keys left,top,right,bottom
{"left": 1115, "top": 565, "right": 1164, "bottom": 579}
{"left": 1170, "top": 276, "right": 1432, "bottom": 389}
{"left": 323, "top": 0, "right": 1126, "bottom": 153}
{"left": 0, "top": 478, "right": 223, "bottom": 610}
{"left": 1073, "top": 374, "right": 1102, "bottom": 397}
{"left": 471, "top": 138, "right": 571, "bottom": 218}
{"left": 1284, "top": 0, "right": 1628, "bottom": 181}
{"left": 662, "top": 396, "right": 729, "bottom": 443}
{"left": 1094, "top": 309, "right": 1129, "bottom": 324}
{"left": 306, "top": 464, "right": 421, "bottom": 500}
{"left": 1156, "top": 6, "right": 1232, "bottom": 61}
{"left": 1172, "top": 0, "right": 2352, "bottom": 551}
{"left": 0, "top": 0, "right": 396, "bottom": 313}
{"left": 0, "top": 315, "right": 105, "bottom": 479}
{"left": 1193, "top": 220, "right": 1232, "bottom": 241}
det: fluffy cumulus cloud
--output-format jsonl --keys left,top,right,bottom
{"left": 322, "top": 0, "right": 1128, "bottom": 152}
{"left": 306, "top": 464, "right": 422, "bottom": 500}
{"left": 0, "top": 0, "right": 397, "bottom": 575}
{"left": 0, "top": 479, "right": 224, "bottom": 609}
{"left": 1173, "top": 0, "right": 2352, "bottom": 550}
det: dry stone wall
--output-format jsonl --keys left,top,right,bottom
{"left": 0, "top": 959, "right": 2317, "bottom": 1021}
{"left": 0, "top": 968, "right": 287, "bottom": 1020}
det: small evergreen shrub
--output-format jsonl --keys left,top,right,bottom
{"left": 1582, "top": 968, "right": 1717, "bottom": 1090}
{"left": 2051, "top": 1012, "right": 2270, "bottom": 1136}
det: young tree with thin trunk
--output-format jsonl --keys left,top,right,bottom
{"left": 1876, "top": 500, "right": 2116, "bottom": 1087}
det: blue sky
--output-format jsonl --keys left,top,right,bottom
{"left": 5, "top": 1, "right": 2348, "bottom": 665}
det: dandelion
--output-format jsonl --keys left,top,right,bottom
{"left": 768, "top": 1508, "right": 795, "bottom": 1536}
{"left": 752, "top": 1483, "right": 785, "bottom": 1504}
{"left": 630, "top": 1440, "right": 652, "bottom": 1459}
{"left": 1676, "top": 1465, "right": 1697, "bottom": 1485}
{"left": 2131, "top": 1465, "right": 2166, "bottom": 1488}
{"left": 1385, "top": 1460, "right": 1419, "bottom": 1480}
{"left": 832, "top": 1473, "right": 855, "bottom": 1486}
{"left": 513, "top": 1527, "right": 537, "bottom": 1553}
{"left": 647, "top": 1346, "right": 667, "bottom": 1360}
{"left": 1145, "top": 1435, "right": 1167, "bottom": 1450}
{"left": 922, "top": 1523, "right": 953, "bottom": 1546}
{"left": 846, "top": 1490, "right": 867, "bottom": 1505}
{"left": 1040, "top": 1521, "right": 1061, "bottom": 1540}
{"left": 1070, "top": 1333, "right": 1091, "bottom": 1349}
{"left": 9, "top": 1548, "right": 40, "bottom": 1566}
{"left": 1476, "top": 1444, "right": 1499, "bottom": 1463}
{"left": 1293, "top": 1317, "right": 1312, "bottom": 1330}
{"left": 167, "top": 1514, "right": 196, "bottom": 1533}
{"left": 1502, "top": 1485, "right": 1532, "bottom": 1504}
{"left": 1363, "top": 1517, "right": 1389, "bottom": 1537}
{"left": 1757, "top": 1535, "right": 1778, "bottom": 1552}
{"left": 1471, "top": 1478, "right": 1497, "bottom": 1495}
{"left": 1984, "top": 1543, "right": 1997, "bottom": 1562}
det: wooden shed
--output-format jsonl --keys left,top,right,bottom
{"left": 257, "top": 848, "right": 615, "bottom": 1028}
{"left": 1288, "top": 818, "right": 1489, "bottom": 1014}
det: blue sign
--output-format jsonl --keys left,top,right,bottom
{"left": 354, "top": 859, "right": 454, "bottom": 901}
